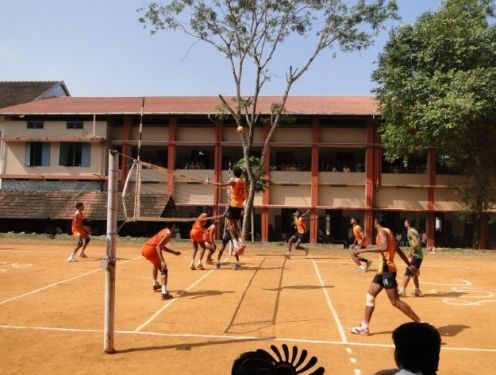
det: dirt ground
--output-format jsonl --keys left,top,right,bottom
{"left": 1, "top": 234, "right": 495, "bottom": 374}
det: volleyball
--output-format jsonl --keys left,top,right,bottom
{"left": 237, "top": 125, "right": 245, "bottom": 133}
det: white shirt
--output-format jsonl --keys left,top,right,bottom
{"left": 395, "top": 370, "right": 421, "bottom": 375}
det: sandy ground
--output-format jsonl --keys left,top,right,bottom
{"left": 1, "top": 235, "right": 495, "bottom": 374}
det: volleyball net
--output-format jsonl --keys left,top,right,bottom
{"left": 119, "top": 153, "right": 225, "bottom": 223}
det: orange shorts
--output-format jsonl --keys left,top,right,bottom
{"left": 142, "top": 245, "right": 160, "bottom": 265}
{"left": 72, "top": 227, "right": 89, "bottom": 239}
{"left": 190, "top": 229, "right": 203, "bottom": 242}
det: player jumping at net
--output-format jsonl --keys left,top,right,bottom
{"left": 204, "top": 219, "right": 218, "bottom": 265}
{"left": 189, "top": 213, "right": 208, "bottom": 270}
{"left": 285, "top": 209, "right": 310, "bottom": 259}
{"left": 67, "top": 202, "right": 90, "bottom": 262}
{"left": 350, "top": 214, "right": 422, "bottom": 336}
{"left": 398, "top": 218, "right": 424, "bottom": 297}
{"left": 206, "top": 165, "right": 247, "bottom": 255}
{"left": 350, "top": 217, "right": 373, "bottom": 272}
{"left": 141, "top": 222, "right": 181, "bottom": 300}
{"left": 215, "top": 217, "right": 242, "bottom": 270}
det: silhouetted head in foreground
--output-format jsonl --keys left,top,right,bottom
{"left": 393, "top": 322, "right": 441, "bottom": 375}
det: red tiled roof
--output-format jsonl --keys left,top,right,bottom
{"left": 0, "top": 191, "right": 170, "bottom": 221}
{"left": 0, "top": 96, "right": 378, "bottom": 116}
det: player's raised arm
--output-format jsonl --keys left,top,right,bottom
{"left": 205, "top": 176, "right": 232, "bottom": 188}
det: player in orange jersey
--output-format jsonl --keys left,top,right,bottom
{"left": 67, "top": 202, "right": 91, "bottom": 262}
{"left": 285, "top": 209, "right": 310, "bottom": 259}
{"left": 141, "top": 222, "right": 181, "bottom": 300}
{"left": 350, "top": 217, "right": 373, "bottom": 272}
{"left": 350, "top": 214, "right": 422, "bottom": 336}
{"left": 204, "top": 219, "right": 218, "bottom": 265}
{"left": 190, "top": 213, "right": 208, "bottom": 270}
{"left": 206, "top": 166, "right": 247, "bottom": 257}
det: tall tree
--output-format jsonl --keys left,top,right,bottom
{"left": 139, "top": 0, "right": 398, "bottom": 240}
{"left": 373, "top": 0, "right": 496, "bottom": 248}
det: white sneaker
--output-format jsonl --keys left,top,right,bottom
{"left": 350, "top": 323, "right": 369, "bottom": 336}
{"left": 398, "top": 287, "right": 406, "bottom": 297}
{"left": 67, "top": 255, "right": 77, "bottom": 262}
{"left": 414, "top": 289, "right": 423, "bottom": 297}
{"left": 357, "top": 266, "right": 365, "bottom": 272}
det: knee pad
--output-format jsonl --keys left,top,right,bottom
{"left": 160, "top": 268, "right": 168, "bottom": 276}
{"left": 365, "top": 293, "right": 376, "bottom": 307}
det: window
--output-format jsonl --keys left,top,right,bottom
{"left": 27, "top": 121, "right": 43, "bottom": 129}
{"left": 25, "top": 142, "right": 50, "bottom": 166}
{"left": 67, "top": 121, "right": 84, "bottom": 129}
{"left": 59, "top": 142, "right": 90, "bottom": 167}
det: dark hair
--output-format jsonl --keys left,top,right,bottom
{"left": 232, "top": 350, "right": 276, "bottom": 375}
{"left": 233, "top": 166, "right": 243, "bottom": 178}
{"left": 351, "top": 217, "right": 360, "bottom": 224}
{"left": 164, "top": 221, "right": 177, "bottom": 229}
{"left": 405, "top": 218, "right": 416, "bottom": 227}
{"left": 375, "top": 214, "right": 390, "bottom": 227}
{"left": 393, "top": 322, "right": 441, "bottom": 375}
{"left": 76, "top": 202, "right": 84, "bottom": 209}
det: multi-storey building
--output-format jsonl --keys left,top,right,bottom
{"left": 0, "top": 96, "right": 493, "bottom": 248}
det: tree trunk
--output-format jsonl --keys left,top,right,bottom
{"left": 241, "top": 179, "right": 257, "bottom": 241}
{"left": 472, "top": 212, "right": 480, "bottom": 249}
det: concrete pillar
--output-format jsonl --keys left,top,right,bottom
{"left": 167, "top": 117, "right": 177, "bottom": 195}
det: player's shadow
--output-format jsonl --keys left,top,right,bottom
{"left": 437, "top": 324, "right": 470, "bottom": 337}
{"left": 94, "top": 257, "right": 131, "bottom": 262}
{"left": 421, "top": 291, "right": 467, "bottom": 298}
{"left": 174, "top": 289, "right": 235, "bottom": 299}
{"left": 367, "top": 330, "right": 394, "bottom": 337}
{"left": 238, "top": 266, "right": 284, "bottom": 271}
{"left": 262, "top": 285, "right": 334, "bottom": 291}
{"left": 114, "top": 336, "right": 267, "bottom": 354}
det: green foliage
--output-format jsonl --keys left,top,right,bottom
{"left": 373, "top": 0, "right": 496, "bottom": 246}
{"left": 139, "top": 1, "right": 398, "bottom": 82}
{"left": 373, "top": 0, "right": 496, "bottom": 219}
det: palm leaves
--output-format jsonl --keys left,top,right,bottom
{"left": 232, "top": 343, "right": 325, "bottom": 374}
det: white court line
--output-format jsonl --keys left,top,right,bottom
{"left": 310, "top": 257, "right": 347, "bottom": 343}
{"left": 134, "top": 262, "right": 225, "bottom": 332}
{"left": 1, "top": 324, "right": 495, "bottom": 353}
{"left": 0, "top": 256, "right": 141, "bottom": 305}
{"left": 0, "top": 249, "right": 121, "bottom": 257}
{"left": 0, "top": 249, "right": 77, "bottom": 256}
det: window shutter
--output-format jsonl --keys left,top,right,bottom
{"left": 81, "top": 143, "right": 91, "bottom": 167}
{"left": 59, "top": 143, "right": 68, "bottom": 166}
{"left": 42, "top": 143, "right": 50, "bottom": 166}
{"left": 25, "top": 143, "right": 31, "bottom": 166}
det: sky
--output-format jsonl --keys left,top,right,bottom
{"left": 0, "top": 0, "right": 443, "bottom": 97}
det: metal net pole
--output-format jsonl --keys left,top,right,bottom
{"left": 104, "top": 149, "right": 118, "bottom": 353}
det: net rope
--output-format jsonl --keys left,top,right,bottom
{"left": 119, "top": 152, "right": 225, "bottom": 223}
